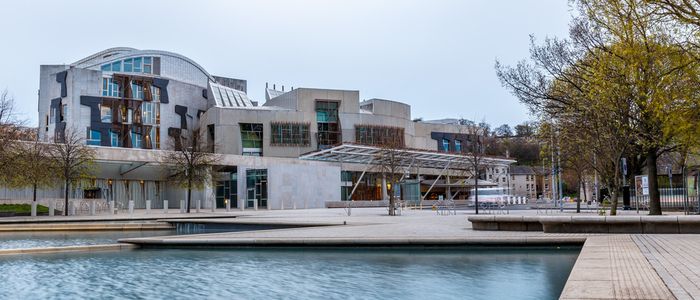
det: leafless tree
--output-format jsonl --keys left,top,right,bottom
{"left": 0, "top": 90, "right": 27, "bottom": 184}
{"left": 373, "top": 136, "right": 408, "bottom": 216}
{"left": 462, "top": 121, "right": 490, "bottom": 214}
{"left": 50, "top": 129, "right": 96, "bottom": 216}
{"left": 161, "top": 129, "right": 217, "bottom": 213}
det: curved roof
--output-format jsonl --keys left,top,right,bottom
{"left": 71, "top": 47, "right": 215, "bottom": 82}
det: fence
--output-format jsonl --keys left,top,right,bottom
{"left": 630, "top": 187, "right": 698, "bottom": 213}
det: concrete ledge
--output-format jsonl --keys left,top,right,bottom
{"left": 469, "top": 215, "right": 700, "bottom": 234}
{"left": 0, "top": 243, "right": 138, "bottom": 256}
{"left": 468, "top": 215, "right": 541, "bottom": 231}
{"left": 0, "top": 223, "right": 174, "bottom": 232}
{"left": 120, "top": 236, "right": 586, "bottom": 247}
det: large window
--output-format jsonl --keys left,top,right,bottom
{"left": 102, "top": 78, "right": 121, "bottom": 97}
{"left": 110, "top": 130, "right": 120, "bottom": 147}
{"left": 101, "top": 56, "right": 154, "bottom": 74}
{"left": 441, "top": 139, "right": 449, "bottom": 152}
{"left": 142, "top": 102, "right": 158, "bottom": 125}
{"left": 100, "top": 105, "right": 112, "bottom": 123}
{"left": 131, "top": 131, "right": 142, "bottom": 148}
{"left": 316, "top": 100, "right": 341, "bottom": 149}
{"left": 240, "top": 123, "right": 263, "bottom": 156}
{"left": 87, "top": 129, "right": 101, "bottom": 146}
{"left": 131, "top": 81, "right": 144, "bottom": 99}
{"left": 455, "top": 140, "right": 462, "bottom": 152}
{"left": 150, "top": 86, "right": 160, "bottom": 102}
{"left": 355, "top": 125, "right": 404, "bottom": 147}
{"left": 270, "top": 122, "right": 310, "bottom": 146}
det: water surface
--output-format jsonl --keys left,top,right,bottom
{"left": 0, "top": 247, "right": 579, "bottom": 299}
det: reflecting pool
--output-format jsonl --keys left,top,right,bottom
{"left": 0, "top": 247, "right": 579, "bottom": 299}
{"left": 0, "top": 230, "right": 176, "bottom": 250}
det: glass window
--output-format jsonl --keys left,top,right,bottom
{"left": 142, "top": 102, "right": 157, "bottom": 125}
{"left": 133, "top": 57, "right": 142, "bottom": 73}
{"left": 355, "top": 125, "right": 404, "bottom": 147}
{"left": 61, "top": 104, "right": 67, "bottom": 121}
{"left": 100, "top": 105, "right": 112, "bottom": 123}
{"left": 150, "top": 86, "right": 160, "bottom": 102}
{"left": 270, "top": 123, "right": 310, "bottom": 146}
{"left": 240, "top": 123, "right": 263, "bottom": 156}
{"left": 87, "top": 129, "right": 101, "bottom": 146}
{"left": 131, "top": 131, "right": 142, "bottom": 148}
{"left": 143, "top": 57, "right": 152, "bottom": 74}
{"left": 102, "top": 78, "right": 120, "bottom": 97}
{"left": 102, "top": 78, "right": 109, "bottom": 96}
{"left": 110, "top": 130, "right": 119, "bottom": 147}
{"left": 111, "top": 61, "right": 121, "bottom": 72}
{"left": 442, "top": 139, "right": 449, "bottom": 152}
{"left": 455, "top": 140, "right": 462, "bottom": 152}
{"left": 131, "top": 82, "right": 143, "bottom": 99}
{"left": 123, "top": 58, "right": 133, "bottom": 72}
{"left": 101, "top": 64, "right": 111, "bottom": 72}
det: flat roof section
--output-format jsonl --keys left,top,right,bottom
{"left": 299, "top": 143, "right": 516, "bottom": 171}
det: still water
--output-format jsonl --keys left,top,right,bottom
{"left": 0, "top": 247, "right": 579, "bottom": 300}
{"left": 0, "top": 230, "right": 176, "bottom": 249}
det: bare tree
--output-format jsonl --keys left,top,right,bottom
{"left": 373, "top": 137, "right": 408, "bottom": 216}
{"left": 161, "top": 129, "right": 217, "bottom": 213}
{"left": 463, "top": 121, "right": 490, "bottom": 214}
{"left": 0, "top": 90, "right": 26, "bottom": 184}
{"left": 50, "top": 129, "right": 96, "bottom": 216}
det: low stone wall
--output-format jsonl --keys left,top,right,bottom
{"left": 325, "top": 201, "right": 388, "bottom": 208}
{"left": 469, "top": 215, "right": 543, "bottom": 231}
{"left": 469, "top": 215, "right": 700, "bottom": 234}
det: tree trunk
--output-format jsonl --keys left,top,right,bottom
{"left": 576, "top": 178, "right": 581, "bottom": 213}
{"left": 186, "top": 178, "right": 192, "bottom": 213}
{"left": 474, "top": 172, "right": 479, "bottom": 215}
{"left": 64, "top": 180, "right": 69, "bottom": 216}
{"left": 610, "top": 187, "right": 618, "bottom": 216}
{"left": 647, "top": 149, "right": 662, "bottom": 215}
{"left": 388, "top": 186, "right": 395, "bottom": 216}
{"left": 33, "top": 183, "right": 37, "bottom": 203}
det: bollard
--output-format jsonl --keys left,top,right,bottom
{"left": 225, "top": 198, "right": 231, "bottom": 212}
{"left": 49, "top": 201, "right": 55, "bottom": 217}
{"left": 31, "top": 202, "right": 37, "bottom": 217}
{"left": 109, "top": 201, "right": 115, "bottom": 215}
{"left": 293, "top": 202, "right": 297, "bottom": 210}
{"left": 196, "top": 200, "right": 201, "bottom": 213}
{"left": 267, "top": 201, "right": 271, "bottom": 210}
{"left": 70, "top": 202, "right": 77, "bottom": 216}
{"left": 239, "top": 198, "right": 244, "bottom": 211}
{"left": 128, "top": 200, "right": 134, "bottom": 216}
{"left": 163, "top": 200, "right": 168, "bottom": 214}
{"left": 253, "top": 198, "right": 258, "bottom": 211}
{"left": 211, "top": 199, "right": 216, "bottom": 213}
{"left": 180, "top": 200, "right": 186, "bottom": 213}
{"left": 89, "top": 200, "right": 96, "bottom": 216}
{"left": 146, "top": 200, "right": 151, "bottom": 214}
{"left": 281, "top": 200, "right": 284, "bottom": 210}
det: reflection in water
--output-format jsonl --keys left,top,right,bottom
{"left": 0, "top": 247, "right": 579, "bottom": 300}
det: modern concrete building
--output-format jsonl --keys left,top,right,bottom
{"left": 28, "top": 47, "right": 516, "bottom": 210}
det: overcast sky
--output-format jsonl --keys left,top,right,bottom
{"left": 0, "top": 0, "right": 570, "bottom": 127}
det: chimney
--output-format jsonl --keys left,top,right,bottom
{"left": 273, "top": 84, "right": 276, "bottom": 90}
{"left": 266, "top": 82, "right": 268, "bottom": 89}
{"left": 282, "top": 85, "right": 285, "bottom": 92}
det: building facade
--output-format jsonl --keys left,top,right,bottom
{"left": 31, "top": 48, "right": 515, "bottom": 210}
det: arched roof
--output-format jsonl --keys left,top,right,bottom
{"left": 71, "top": 47, "right": 215, "bottom": 82}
